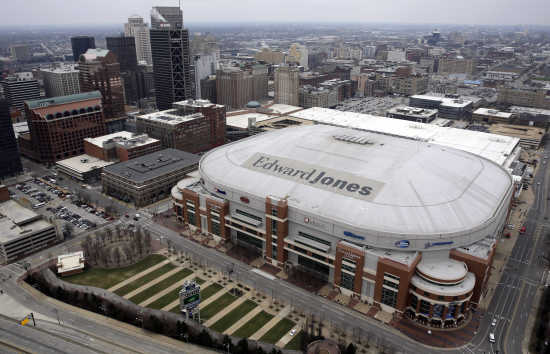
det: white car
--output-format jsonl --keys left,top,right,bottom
{"left": 489, "top": 332, "right": 495, "bottom": 343}
{"left": 289, "top": 329, "right": 297, "bottom": 336}
{"left": 491, "top": 318, "right": 497, "bottom": 326}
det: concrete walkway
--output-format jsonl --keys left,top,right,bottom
{"left": 123, "top": 267, "right": 182, "bottom": 300}
{"left": 138, "top": 271, "right": 197, "bottom": 307}
{"left": 107, "top": 259, "right": 171, "bottom": 292}
{"left": 224, "top": 305, "right": 263, "bottom": 335}
{"left": 161, "top": 279, "right": 214, "bottom": 311}
{"left": 276, "top": 320, "right": 304, "bottom": 348}
{"left": 199, "top": 286, "right": 232, "bottom": 310}
{"left": 204, "top": 293, "right": 251, "bottom": 327}
{"left": 249, "top": 305, "right": 292, "bottom": 341}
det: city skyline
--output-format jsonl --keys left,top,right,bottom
{"left": 3, "top": 0, "right": 550, "bottom": 27}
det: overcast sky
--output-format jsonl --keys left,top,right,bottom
{"left": 4, "top": 0, "right": 550, "bottom": 26}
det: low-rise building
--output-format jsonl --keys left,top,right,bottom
{"left": 409, "top": 94, "right": 473, "bottom": 120}
{"left": 56, "top": 155, "right": 114, "bottom": 182}
{"left": 299, "top": 86, "right": 338, "bottom": 108}
{"left": 488, "top": 124, "right": 545, "bottom": 150}
{"left": 102, "top": 148, "right": 200, "bottom": 207}
{"left": 57, "top": 251, "right": 85, "bottom": 276}
{"left": 509, "top": 106, "right": 550, "bottom": 127}
{"left": 387, "top": 106, "right": 437, "bottom": 123}
{"left": 472, "top": 108, "right": 515, "bottom": 124}
{"left": 83, "top": 131, "right": 161, "bottom": 162}
{"left": 0, "top": 190, "right": 59, "bottom": 264}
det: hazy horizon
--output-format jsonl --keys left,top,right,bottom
{"left": 4, "top": 0, "right": 550, "bottom": 27}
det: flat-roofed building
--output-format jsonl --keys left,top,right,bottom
{"left": 387, "top": 106, "right": 437, "bottom": 123}
{"left": 409, "top": 94, "right": 473, "bottom": 120}
{"left": 56, "top": 155, "right": 114, "bottom": 182}
{"left": 136, "top": 99, "right": 225, "bottom": 153}
{"left": 216, "top": 66, "right": 268, "bottom": 109}
{"left": 488, "top": 124, "right": 545, "bottom": 149}
{"left": 0, "top": 198, "right": 59, "bottom": 264}
{"left": 1, "top": 76, "right": 40, "bottom": 120}
{"left": 57, "top": 251, "right": 85, "bottom": 276}
{"left": 40, "top": 64, "right": 81, "bottom": 98}
{"left": 509, "top": 106, "right": 550, "bottom": 127}
{"left": 498, "top": 88, "right": 550, "bottom": 110}
{"left": 84, "top": 131, "right": 161, "bottom": 162}
{"left": 472, "top": 108, "right": 515, "bottom": 124}
{"left": 173, "top": 124, "right": 513, "bottom": 326}
{"left": 102, "top": 148, "right": 199, "bottom": 207}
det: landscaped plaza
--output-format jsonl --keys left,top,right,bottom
{"left": 63, "top": 252, "right": 305, "bottom": 350}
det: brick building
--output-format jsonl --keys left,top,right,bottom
{"left": 83, "top": 131, "right": 161, "bottom": 162}
{"left": 136, "top": 99, "right": 225, "bottom": 153}
{"left": 22, "top": 91, "right": 106, "bottom": 163}
{"left": 78, "top": 49, "right": 125, "bottom": 130}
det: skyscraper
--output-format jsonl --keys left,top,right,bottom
{"left": 194, "top": 53, "right": 217, "bottom": 99}
{"left": 0, "top": 99, "right": 23, "bottom": 178}
{"left": 71, "top": 36, "right": 95, "bottom": 62}
{"left": 0, "top": 75, "right": 40, "bottom": 121}
{"left": 216, "top": 65, "right": 268, "bottom": 109}
{"left": 106, "top": 36, "right": 138, "bottom": 72}
{"left": 150, "top": 6, "right": 194, "bottom": 110}
{"left": 274, "top": 65, "right": 300, "bottom": 106}
{"left": 124, "top": 15, "right": 153, "bottom": 65}
{"left": 78, "top": 49, "right": 125, "bottom": 128}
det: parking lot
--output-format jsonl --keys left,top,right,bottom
{"left": 10, "top": 177, "right": 113, "bottom": 236}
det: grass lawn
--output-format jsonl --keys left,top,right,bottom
{"left": 194, "top": 277, "right": 205, "bottom": 284}
{"left": 200, "top": 283, "right": 223, "bottom": 301}
{"left": 200, "top": 292, "right": 239, "bottom": 320}
{"left": 114, "top": 263, "right": 175, "bottom": 296}
{"left": 284, "top": 331, "right": 303, "bottom": 350}
{"left": 147, "top": 287, "right": 180, "bottom": 310}
{"left": 210, "top": 299, "right": 257, "bottom": 333}
{"left": 63, "top": 254, "right": 166, "bottom": 289}
{"left": 129, "top": 268, "right": 193, "bottom": 304}
{"left": 260, "top": 318, "right": 295, "bottom": 344}
{"left": 233, "top": 311, "right": 274, "bottom": 338}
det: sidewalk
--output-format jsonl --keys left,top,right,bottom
{"left": 107, "top": 259, "right": 171, "bottom": 292}
{"left": 199, "top": 286, "right": 231, "bottom": 310}
{"left": 123, "top": 267, "right": 182, "bottom": 300}
{"left": 249, "top": 305, "right": 292, "bottom": 341}
{"left": 224, "top": 305, "right": 264, "bottom": 335}
{"left": 139, "top": 271, "right": 197, "bottom": 307}
{"left": 204, "top": 293, "right": 251, "bottom": 327}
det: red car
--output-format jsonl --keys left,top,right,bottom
{"left": 520, "top": 226, "right": 526, "bottom": 234}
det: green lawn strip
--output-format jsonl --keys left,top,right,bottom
{"left": 194, "top": 277, "right": 205, "bottom": 284}
{"left": 129, "top": 268, "right": 193, "bottom": 304}
{"left": 233, "top": 311, "right": 274, "bottom": 338}
{"left": 200, "top": 283, "right": 223, "bottom": 301}
{"left": 259, "top": 318, "right": 295, "bottom": 344}
{"left": 284, "top": 331, "right": 303, "bottom": 350}
{"left": 210, "top": 300, "right": 257, "bottom": 333}
{"left": 200, "top": 292, "right": 239, "bottom": 320}
{"left": 63, "top": 254, "right": 166, "bottom": 289}
{"left": 114, "top": 263, "right": 176, "bottom": 296}
{"left": 147, "top": 275, "right": 203, "bottom": 310}
{"left": 170, "top": 305, "right": 181, "bottom": 314}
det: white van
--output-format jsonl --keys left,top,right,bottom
{"left": 32, "top": 202, "right": 46, "bottom": 209}
{"left": 489, "top": 332, "right": 495, "bottom": 343}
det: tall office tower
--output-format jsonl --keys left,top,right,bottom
{"left": 194, "top": 53, "right": 217, "bottom": 99}
{"left": 0, "top": 99, "right": 23, "bottom": 178}
{"left": 10, "top": 44, "right": 31, "bottom": 62}
{"left": 216, "top": 65, "right": 268, "bottom": 109}
{"left": 79, "top": 49, "right": 125, "bottom": 126}
{"left": 150, "top": 6, "right": 183, "bottom": 29}
{"left": 40, "top": 64, "right": 81, "bottom": 98}
{"left": 24, "top": 92, "right": 106, "bottom": 163}
{"left": 106, "top": 36, "right": 138, "bottom": 72}
{"left": 288, "top": 43, "right": 308, "bottom": 69}
{"left": 71, "top": 36, "right": 95, "bottom": 62}
{"left": 0, "top": 75, "right": 40, "bottom": 121}
{"left": 106, "top": 36, "right": 141, "bottom": 105}
{"left": 274, "top": 65, "right": 299, "bottom": 106}
{"left": 124, "top": 15, "right": 153, "bottom": 65}
{"left": 150, "top": 6, "right": 194, "bottom": 110}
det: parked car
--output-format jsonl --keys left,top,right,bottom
{"left": 520, "top": 226, "right": 526, "bottom": 234}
